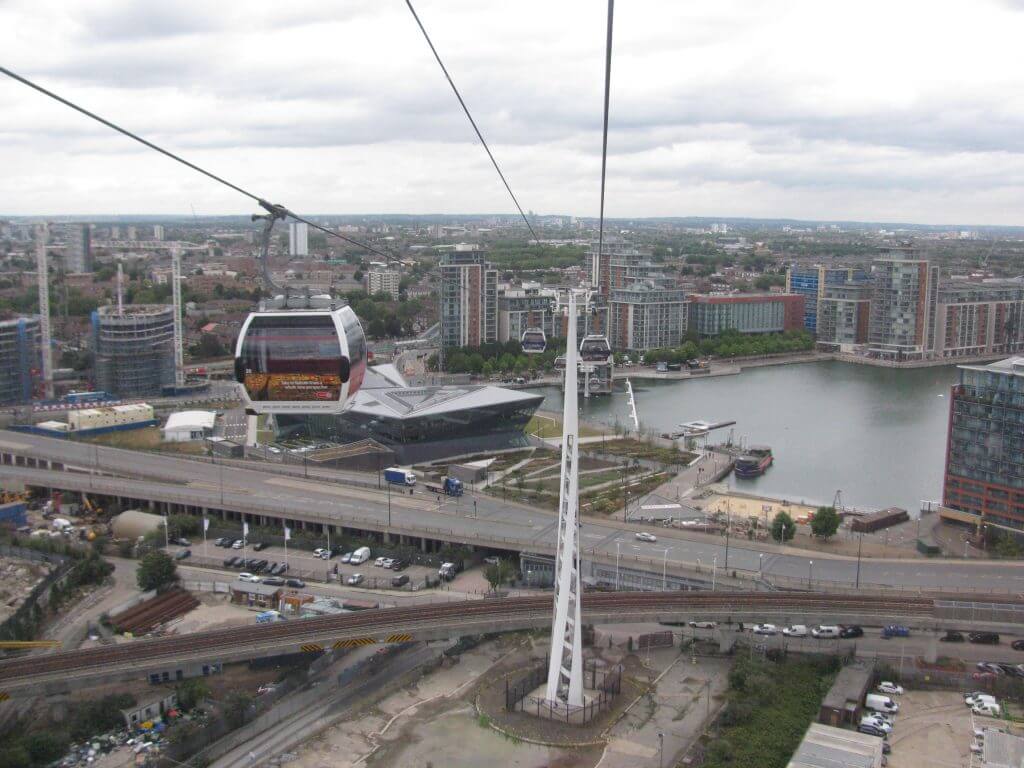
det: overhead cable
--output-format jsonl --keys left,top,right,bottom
{"left": 405, "top": 0, "right": 539, "bottom": 241}
{"left": 596, "top": 0, "right": 614, "bottom": 269}
{"left": 0, "top": 65, "right": 394, "bottom": 260}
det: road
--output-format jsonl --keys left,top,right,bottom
{"left": 3, "top": 431, "right": 1024, "bottom": 592}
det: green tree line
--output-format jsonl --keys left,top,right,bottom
{"left": 642, "top": 329, "right": 813, "bottom": 363}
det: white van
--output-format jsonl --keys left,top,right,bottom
{"left": 812, "top": 625, "right": 841, "bottom": 639}
{"left": 864, "top": 693, "right": 899, "bottom": 713}
{"left": 973, "top": 701, "right": 1001, "bottom": 717}
{"left": 350, "top": 546, "right": 371, "bottom": 565}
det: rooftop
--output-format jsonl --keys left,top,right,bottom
{"left": 788, "top": 723, "right": 883, "bottom": 768}
{"left": 959, "top": 356, "right": 1024, "bottom": 378}
{"left": 164, "top": 410, "right": 217, "bottom": 432}
{"left": 982, "top": 729, "right": 1024, "bottom": 768}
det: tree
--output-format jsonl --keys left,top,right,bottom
{"left": 137, "top": 550, "right": 177, "bottom": 591}
{"left": 167, "top": 514, "right": 200, "bottom": 538}
{"left": 810, "top": 506, "right": 840, "bottom": 541}
{"left": 483, "top": 559, "right": 514, "bottom": 592}
{"left": 770, "top": 511, "right": 796, "bottom": 543}
{"left": 177, "top": 678, "right": 211, "bottom": 711}
{"left": 223, "top": 690, "right": 253, "bottom": 728}
{"left": 195, "top": 333, "right": 226, "bottom": 359}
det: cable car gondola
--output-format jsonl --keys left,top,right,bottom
{"left": 234, "top": 305, "right": 366, "bottom": 414}
{"left": 579, "top": 334, "right": 612, "bottom": 362}
{"left": 521, "top": 327, "right": 547, "bottom": 354}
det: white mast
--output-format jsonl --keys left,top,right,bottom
{"left": 171, "top": 247, "right": 184, "bottom": 388}
{"left": 35, "top": 224, "right": 54, "bottom": 400}
{"left": 625, "top": 378, "right": 639, "bottom": 432}
{"left": 545, "top": 290, "right": 584, "bottom": 707}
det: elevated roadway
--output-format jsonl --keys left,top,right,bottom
{"left": 3, "top": 431, "right": 1024, "bottom": 593}
{"left": 1, "top": 592, "right": 1023, "bottom": 698}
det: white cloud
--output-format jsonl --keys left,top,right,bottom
{"left": 0, "top": 0, "right": 1023, "bottom": 223}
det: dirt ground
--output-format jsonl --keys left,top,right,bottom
{"left": 166, "top": 593, "right": 258, "bottom": 634}
{"left": 886, "top": 690, "right": 975, "bottom": 768}
{"left": 0, "top": 555, "right": 51, "bottom": 622}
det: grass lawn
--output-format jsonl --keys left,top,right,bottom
{"left": 84, "top": 426, "right": 205, "bottom": 455}
{"left": 526, "top": 414, "right": 607, "bottom": 439}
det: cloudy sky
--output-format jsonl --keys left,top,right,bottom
{"left": 2, "top": 0, "right": 1024, "bottom": 224}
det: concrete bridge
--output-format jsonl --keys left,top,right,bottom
{"left": 2, "top": 592, "right": 1022, "bottom": 699}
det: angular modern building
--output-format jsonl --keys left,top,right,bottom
{"left": 817, "top": 283, "right": 873, "bottom": 350}
{"left": 609, "top": 280, "right": 687, "bottom": 351}
{"left": 0, "top": 316, "right": 41, "bottom": 405}
{"left": 276, "top": 364, "right": 544, "bottom": 464}
{"left": 92, "top": 304, "right": 176, "bottom": 397}
{"left": 867, "top": 246, "right": 940, "bottom": 361}
{"left": 439, "top": 245, "right": 497, "bottom": 349}
{"left": 941, "top": 357, "right": 1024, "bottom": 540}
{"left": 785, "top": 265, "right": 868, "bottom": 335}
{"left": 687, "top": 293, "right": 804, "bottom": 337}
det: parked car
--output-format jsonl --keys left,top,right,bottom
{"left": 174, "top": 537, "right": 191, "bottom": 547}
{"left": 286, "top": 578, "right": 306, "bottom": 589}
{"left": 857, "top": 724, "right": 887, "bottom": 739}
{"left": 238, "top": 573, "right": 260, "bottom": 583}
{"left": 391, "top": 560, "right": 409, "bottom": 572}
{"left": 482, "top": 556, "right": 500, "bottom": 565}
{"left": 860, "top": 716, "right": 892, "bottom": 733}
{"left": 341, "top": 552, "right": 354, "bottom": 564}
{"left": 232, "top": 539, "right": 244, "bottom": 550}
{"left": 252, "top": 542, "right": 267, "bottom": 551}
{"left": 391, "top": 574, "right": 410, "bottom": 588}
{"left": 382, "top": 558, "right": 395, "bottom": 569}
{"left": 374, "top": 556, "right": 387, "bottom": 567}
{"left": 840, "top": 625, "right": 864, "bottom": 639}
{"left": 262, "top": 577, "right": 285, "bottom": 586}
{"left": 812, "top": 625, "right": 841, "bottom": 639}
{"left": 313, "top": 548, "right": 327, "bottom": 557}
{"left": 881, "top": 625, "right": 910, "bottom": 638}
{"left": 783, "top": 625, "right": 808, "bottom": 637}
{"left": 752, "top": 624, "right": 778, "bottom": 635}
{"left": 965, "top": 692, "right": 997, "bottom": 707}
{"left": 976, "top": 662, "right": 1006, "bottom": 675}
{"left": 347, "top": 573, "right": 365, "bottom": 586}
{"left": 940, "top": 631, "right": 964, "bottom": 642}
{"left": 974, "top": 702, "right": 1002, "bottom": 717}
{"left": 224, "top": 555, "right": 238, "bottom": 567}
{"left": 215, "top": 537, "right": 229, "bottom": 547}
{"left": 635, "top": 532, "right": 658, "bottom": 543}
{"left": 877, "top": 682, "right": 904, "bottom": 695}
{"left": 1012, "top": 639, "right": 1024, "bottom": 651}
{"left": 688, "top": 621, "right": 717, "bottom": 629}
{"left": 970, "top": 632, "right": 1001, "bottom": 645}
{"left": 972, "top": 671, "right": 999, "bottom": 681}
{"left": 175, "top": 549, "right": 191, "bottom": 560}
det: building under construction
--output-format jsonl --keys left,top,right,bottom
{"left": 92, "top": 304, "right": 176, "bottom": 397}
{"left": 0, "top": 316, "right": 42, "bottom": 405}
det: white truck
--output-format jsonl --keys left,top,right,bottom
{"left": 864, "top": 693, "right": 899, "bottom": 713}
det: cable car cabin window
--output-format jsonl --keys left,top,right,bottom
{"left": 240, "top": 315, "right": 344, "bottom": 402}
{"left": 340, "top": 307, "right": 367, "bottom": 396}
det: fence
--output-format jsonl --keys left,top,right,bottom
{"left": 505, "top": 658, "right": 622, "bottom": 725}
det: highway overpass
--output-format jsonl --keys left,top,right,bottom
{"left": 1, "top": 592, "right": 1023, "bottom": 699}
{"left": 3, "top": 431, "right": 1024, "bottom": 593}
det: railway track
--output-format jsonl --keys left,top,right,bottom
{"left": 0, "top": 592, "right": 932, "bottom": 685}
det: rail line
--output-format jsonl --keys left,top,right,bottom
{"left": 0, "top": 592, "right": 933, "bottom": 684}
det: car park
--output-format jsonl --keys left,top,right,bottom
{"left": 973, "top": 701, "right": 1002, "bottom": 717}
{"left": 252, "top": 542, "right": 267, "bottom": 551}
{"left": 313, "top": 548, "right": 326, "bottom": 557}
{"left": 392, "top": 559, "right": 409, "bottom": 571}
{"left": 347, "top": 573, "right": 364, "bottom": 586}
{"left": 783, "top": 625, "right": 808, "bottom": 637}
{"left": 262, "top": 577, "right": 284, "bottom": 586}
{"left": 374, "top": 557, "right": 387, "bottom": 567}
{"left": 286, "top": 578, "right": 306, "bottom": 588}
{"left": 752, "top": 624, "right": 778, "bottom": 635}
{"left": 391, "top": 574, "right": 410, "bottom": 588}
{"left": 688, "top": 620, "right": 717, "bottom": 629}
{"left": 174, "top": 537, "right": 191, "bottom": 547}
{"left": 840, "top": 625, "right": 864, "bottom": 638}
{"left": 232, "top": 539, "right": 244, "bottom": 549}
{"left": 969, "top": 632, "right": 1001, "bottom": 645}
{"left": 941, "top": 630, "right": 964, "bottom": 642}
{"left": 635, "top": 532, "right": 658, "bottom": 542}
{"left": 175, "top": 549, "right": 191, "bottom": 560}
{"left": 224, "top": 555, "right": 238, "bottom": 567}
{"left": 382, "top": 558, "right": 395, "bottom": 569}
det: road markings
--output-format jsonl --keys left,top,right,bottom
{"left": 385, "top": 633, "right": 414, "bottom": 643}
{"left": 300, "top": 643, "right": 324, "bottom": 653}
{"left": 333, "top": 637, "right": 377, "bottom": 649}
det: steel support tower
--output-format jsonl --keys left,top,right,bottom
{"left": 171, "top": 248, "right": 184, "bottom": 388}
{"left": 545, "top": 290, "right": 584, "bottom": 706}
{"left": 35, "top": 224, "right": 53, "bottom": 400}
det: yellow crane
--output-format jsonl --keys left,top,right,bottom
{"left": 0, "top": 641, "right": 61, "bottom": 649}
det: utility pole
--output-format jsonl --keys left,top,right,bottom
{"left": 855, "top": 531, "right": 863, "bottom": 588}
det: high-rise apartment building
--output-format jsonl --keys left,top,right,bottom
{"left": 365, "top": 268, "right": 401, "bottom": 300}
{"left": 817, "top": 283, "right": 873, "bottom": 349}
{"left": 786, "top": 265, "right": 868, "bottom": 334}
{"left": 289, "top": 222, "right": 309, "bottom": 256}
{"left": 687, "top": 293, "right": 805, "bottom": 337}
{"left": 867, "top": 246, "right": 939, "bottom": 361}
{"left": 153, "top": 224, "right": 165, "bottom": 241}
{"left": 941, "top": 357, "right": 1024, "bottom": 539}
{"left": 64, "top": 224, "right": 92, "bottom": 273}
{"left": 610, "top": 281, "right": 688, "bottom": 351}
{"left": 439, "top": 245, "right": 497, "bottom": 349}
{"left": 498, "top": 285, "right": 559, "bottom": 344}
{"left": 933, "top": 281, "right": 1024, "bottom": 359}
{"left": 0, "top": 316, "right": 41, "bottom": 405}
{"left": 92, "top": 305, "right": 176, "bottom": 397}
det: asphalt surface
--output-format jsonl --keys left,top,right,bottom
{"left": 3, "top": 430, "right": 1024, "bottom": 593}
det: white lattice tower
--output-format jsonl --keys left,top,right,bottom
{"left": 545, "top": 290, "right": 584, "bottom": 706}
{"left": 35, "top": 224, "right": 53, "bottom": 400}
{"left": 171, "top": 248, "right": 185, "bottom": 388}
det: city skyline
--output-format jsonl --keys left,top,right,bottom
{"left": 2, "top": 1, "right": 1024, "bottom": 223}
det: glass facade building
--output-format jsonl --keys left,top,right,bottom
{"left": 439, "top": 247, "right": 497, "bottom": 349}
{"left": 0, "top": 316, "right": 41, "bottom": 405}
{"left": 687, "top": 294, "right": 805, "bottom": 337}
{"left": 786, "top": 266, "right": 868, "bottom": 334}
{"left": 942, "top": 357, "right": 1024, "bottom": 538}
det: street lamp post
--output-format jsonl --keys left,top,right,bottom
{"left": 724, "top": 500, "right": 731, "bottom": 571}
{"left": 855, "top": 531, "right": 863, "bottom": 588}
{"left": 758, "top": 553, "right": 763, "bottom": 578}
{"left": 661, "top": 547, "right": 672, "bottom": 591}
{"left": 712, "top": 555, "right": 717, "bottom": 591}
{"left": 658, "top": 732, "right": 664, "bottom": 768}
{"left": 387, "top": 481, "right": 392, "bottom": 527}
{"left": 808, "top": 560, "right": 813, "bottom": 589}
{"left": 616, "top": 540, "right": 621, "bottom": 591}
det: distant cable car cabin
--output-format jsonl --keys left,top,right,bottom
{"left": 234, "top": 306, "right": 366, "bottom": 414}
{"left": 521, "top": 327, "right": 547, "bottom": 354}
{"left": 579, "top": 334, "right": 612, "bottom": 362}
